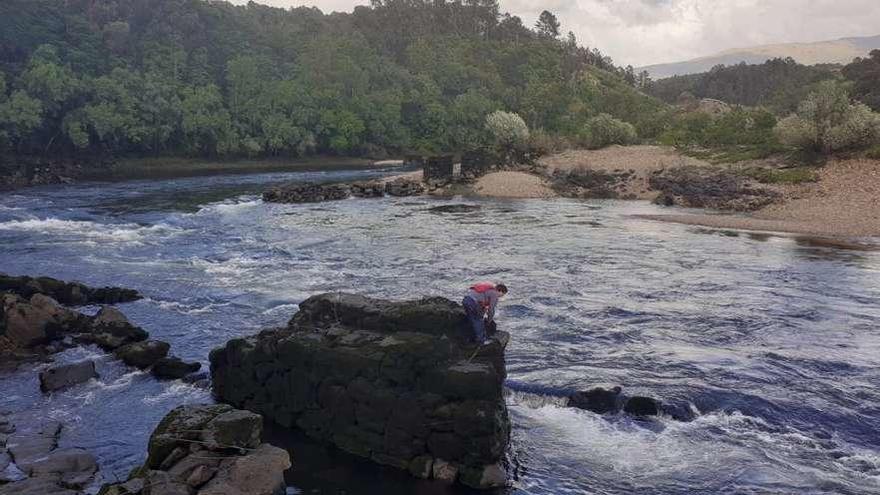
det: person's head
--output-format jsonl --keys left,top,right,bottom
{"left": 495, "top": 283, "right": 508, "bottom": 296}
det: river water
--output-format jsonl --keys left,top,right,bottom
{"left": 1, "top": 167, "right": 879, "bottom": 494}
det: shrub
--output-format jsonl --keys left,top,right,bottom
{"left": 528, "top": 128, "right": 570, "bottom": 156}
{"left": 485, "top": 111, "right": 529, "bottom": 151}
{"left": 582, "top": 114, "right": 637, "bottom": 149}
{"left": 775, "top": 81, "right": 880, "bottom": 154}
{"left": 867, "top": 145, "right": 880, "bottom": 160}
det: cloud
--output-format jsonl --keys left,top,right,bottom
{"left": 227, "top": 0, "right": 880, "bottom": 67}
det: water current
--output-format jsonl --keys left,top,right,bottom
{"left": 1, "top": 167, "right": 879, "bottom": 494}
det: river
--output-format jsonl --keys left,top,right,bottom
{"left": 1, "top": 167, "right": 879, "bottom": 494}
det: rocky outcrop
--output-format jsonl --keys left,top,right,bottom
{"left": 567, "top": 386, "right": 694, "bottom": 421}
{"left": 650, "top": 166, "right": 780, "bottom": 211}
{"left": 77, "top": 307, "right": 149, "bottom": 351}
{"left": 550, "top": 169, "right": 635, "bottom": 199}
{"left": 210, "top": 293, "right": 510, "bottom": 489}
{"left": 0, "top": 160, "right": 83, "bottom": 191}
{"left": 384, "top": 178, "right": 424, "bottom": 197}
{"left": 115, "top": 340, "right": 170, "bottom": 369}
{"left": 0, "top": 414, "right": 97, "bottom": 494}
{"left": 0, "top": 274, "right": 141, "bottom": 306}
{"left": 98, "top": 405, "right": 291, "bottom": 495}
{"left": 39, "top": 361, "right": 98, "bottom": 392}
{"left": 263, "top": 178, "right": 426, "bottom": 204}
{"left": 1, "top": 293, "right": 89, "bottom": 349}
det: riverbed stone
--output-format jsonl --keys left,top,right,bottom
{"left": 624, "top": 396, "right": 661, "bottom": 417}
{"left": 151, "top": 357, "right": 201, "bottom": 380}
{"left": 200, "top": 409, "right": 262, "bottom": 451}
{"left": 115, "top": 340, "right": 170, "bottom": 369}
{"left": 210, "top": 292, "right": 510, "bottom": 489}
{"left": 80, "top": 307, "right": 148, "bottom": 351}
{"left": 567, "top": 386, "right": 623, "bottom": 414}
{"left": 6, "top": 421, "right": 62, "bottom": 469}
{"left": 39, "top": 360, "right": 98, "bottom": 392}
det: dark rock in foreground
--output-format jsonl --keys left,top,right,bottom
{"left": 568, "top": 386, "right": 695, "bottom": 421}
{"left": 39, "top": 361, "right": 98, "bottom": 392}
{"left": 210, "top": 293, "right": 510, "bottom": 489}
{"left": 0, "top": 274, "right": 141, "bottom": 306}
{"left": 99, "top": 405, "right": 290, "bottom": 495}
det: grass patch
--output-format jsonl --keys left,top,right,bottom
{"left": 679, "top": 144, "right": 785, "bottom": 164}
{"left": 739, "top": 166, "right": 819, "bottom": 185}
{"left": 866, "top": 145, "right": 880, "bottom": 160}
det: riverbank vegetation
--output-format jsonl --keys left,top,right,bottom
{"left": 0, "top": 0, "right": 665, "bottom": 164}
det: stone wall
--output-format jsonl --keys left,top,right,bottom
{"left": 460, "top": 151, "right": 493, "bottom": 180}
{"left": 209, "top": 293, "right": 510, "bottom": 489}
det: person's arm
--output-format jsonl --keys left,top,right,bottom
{"left": 486, "top": 291, "right": 499, "bottom": 322}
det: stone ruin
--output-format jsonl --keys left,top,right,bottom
{"left": 209, "top": 293, "right": 511, "bottom": 489}
{"left": 422, "top": 155, "right": 455, "bottom": 184}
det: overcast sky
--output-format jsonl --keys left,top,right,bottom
{"left": 229, "top": 0, "right": 880, "bottom": 67}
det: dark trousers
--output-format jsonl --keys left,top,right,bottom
{"left": 462, "top": 296, "right": 486, "bottom": 343}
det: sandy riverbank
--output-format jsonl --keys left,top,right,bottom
{"left": 460, "top": 146, "right": 880, "bottom": 239}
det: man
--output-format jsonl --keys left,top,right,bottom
{"left": 462, "top": 282, "right": 508, "bottom": 344}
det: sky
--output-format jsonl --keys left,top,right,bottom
{"left": 228, "top": 0, "right": 880, "bottom": 67}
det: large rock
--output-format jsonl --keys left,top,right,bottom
{"left": 210, "top": 292, "right": 510, "bottom": 489}
{"left": 78, "top": 306, "right": 148, "bottom": 351}
{"left": 115, "top": 340, "right": 170, "bottom": 369}
{"left": 1, "top": 294, "right": 85, "bottom": 348}
{"left": 39, "top": 360, "right": 98, "bottom": 392}
{"left": 567, "top": 386, "right": 622, "bottom": 414}
{"left": 151, "top": 357, "right": 201, "bottom": 380}
{"left": 0, "top": 274, "right": 140, "bottom": 306}
{"left": 100, "top": 405, "right": 290, "bottom": 495}
{"left": 384, "top": 178, "right": 425, "bottom": 197}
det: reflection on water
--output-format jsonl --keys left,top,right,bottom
{"left": 1, "top": 169, "right": 879, "bottom": 495}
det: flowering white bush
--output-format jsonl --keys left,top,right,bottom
{"left": 775, "top": 81, "right": 880, "bottom": 153}
{"left": 485, "top": 111, "right": 529, "bottom": 150}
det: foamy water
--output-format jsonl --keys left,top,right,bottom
{"left": 1, "top": 168, "right": 879, "bottom": 494}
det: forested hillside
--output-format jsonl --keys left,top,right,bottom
{"left": 646, "top": 58, "right": 840, "bottom": 114}
{"left": 0, "top": 0, "right": 666, "bottom": 160}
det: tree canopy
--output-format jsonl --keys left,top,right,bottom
{"left": 0, "top": 0, "right": 667, "bottom": 160}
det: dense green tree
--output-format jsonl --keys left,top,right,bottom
{"left": 842, "top": 50, "right": 880, "bottom": 111}
{"left": 535, "top": 10, "right": 560, "bottom": 39}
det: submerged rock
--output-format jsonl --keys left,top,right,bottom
{"left": 99, "top": 405, "right": 290, "bottom": 495}
{"left": 210, "top": 292, "right": 510, "bottom": 489}
{"left": 0, "top": 273, "right": 140, "bottom": 306}
{"left": 567, "top": 386, "right": 622, "bottom": 414}
{"left": 623, "top": 396, "right": 661, "bottom": 417}
{"left": 39, "top": 361, "right": 98, "bottom": 392}
{"left": 151, "top": 357, "right": 201, "bottom": 380}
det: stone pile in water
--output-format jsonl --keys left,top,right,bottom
{"left": 262, "top": 179, "right": 424, "bottom": 204}
{"left": 0, "top": 275, "right": 200, "bottom": 385}
{"left": 210, "top": 293, "right": 511, "bottom": 489}
{"left": 98, "top": 404, "right": 290, "bottom": 495}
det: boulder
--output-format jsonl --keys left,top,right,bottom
{"left": 1, "top": 294, "right": 84, "bottom": 348}
{"left": 26, "top": 447, "right": 97, "bottom": 482}
{"left": 100, "top": 405, "right": 290, "bottom": 495}
{"left": 151, "top": 357, "right": 201, "bottom": 380}
{"left": 79, "top": 307, "right": 148, "bottom": 351}
{"left": 6, "top": 421, "right": 62, "bottom": 470}
{"left": 39, "top": 360, "right": 98, "bottom": 392}
{"left": 0, "top": 273, "right": 140, "bottom": 306}
{"left": 210, "top": 292, "right": 510, "bottom": 489}
{"left": 115, "top": 340, "right": 170, "bottom": 369}
{"left": 0, "top": 475, "right": 77, "bottom": 495}
{"left": 567, "top": 386, "right": 622, "bottom": 414}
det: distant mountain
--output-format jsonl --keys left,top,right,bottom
{"left": 641, "top": 34, "right": 880, "bottom": 79}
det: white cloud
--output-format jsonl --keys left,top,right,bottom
{"left": 227, "top": 0, "right": 880, "bottom": 66}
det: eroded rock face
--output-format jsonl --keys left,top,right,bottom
{"left": 99, "top": 405, "right": 291, "bottom": 495}
{"left": 210, "top": 293, "right": 510, "bottom": 489}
